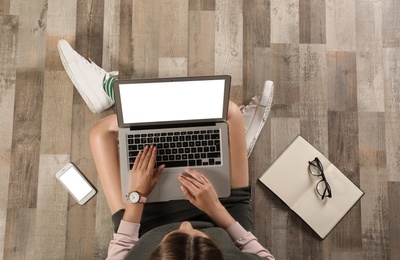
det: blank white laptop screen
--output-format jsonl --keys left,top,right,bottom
{"left": 119, "top": 80, "right": 226, "bottom": 124}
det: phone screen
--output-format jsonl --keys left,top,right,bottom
{"left": 59, "top": 167, "right": 93, "bottom": 201}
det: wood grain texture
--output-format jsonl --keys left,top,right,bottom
{"left": 383, "top": 48, "right": 400, "bottom": 183}
{"left": 271, "top": 0, "right": 299, "bottom": 44}
{"left": 299, "top": 0, "right": 326, "bottom": 44}
{"left": 243, "top": 0, "right": 271, "bottom": 103}
{"left": 102, "top": 0, "right": 121, "bottom": 72}
{"left": 327, "top": 51, "right": 357, "bottom": 112}
{"left": 0, "top": 0, "right": 10, "bottom": 15}
{"left": 382, "top": 0, "right": 400, "bottom": 48}
{"left": 326, "top": 0, "right": 356, "bottom": 51}
{"left": 188, "top": 10, "right": 215, "bottom": 76}
{"left": 215, "top": 0, "right": 243, "bottom": 101}
{"left": 34, "top": 154, "right": 70, "bottom": 259}
{"left": 270, "top": 43, "right": 300, "bottom": 117}
{"left": 1, "top": 1, "right": 400, "bottom": 259}
{"left": 388, "top": 181, "right": 400, "bottom": 258}
{"left": 359, "top": 112, "right": 390, "bottom": 259}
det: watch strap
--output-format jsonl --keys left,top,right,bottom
{"left": 139, "top": 196, "right": 147, "bottom": 203}
{"left": 126, "top": 191, "right": 147, "bottom": 204}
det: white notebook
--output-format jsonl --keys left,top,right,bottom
{"left": 259, "top": 135, "right": 364, "bottom": 239}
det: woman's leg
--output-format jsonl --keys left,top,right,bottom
{"left": 226, "top": 101, "right": 249, "bottom": 188}
{"left": 90, "top": 114, "right": 125, "bottom": 214}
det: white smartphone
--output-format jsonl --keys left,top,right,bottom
{"left": 55, "top": 163, "right": 97, "bottom": 205}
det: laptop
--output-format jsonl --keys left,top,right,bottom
{"left": 114, "top": 75, "right": 232, "bottom": 202}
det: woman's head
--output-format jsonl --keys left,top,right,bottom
{"left": 149, "top": 221, "right": 224, "bottom": 260}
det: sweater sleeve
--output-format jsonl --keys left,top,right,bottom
{"left": 226, "top": 222, "right": 275, "bottom": 259}
{"left": 106, "top": 220, "right": 141, "bottom": 260}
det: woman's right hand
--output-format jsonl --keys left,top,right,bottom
{"left": 178, "top": 169, "right": 222, "bottom": 215}
{"left": 178, "top": 169, "right": 236, "bottom": 229}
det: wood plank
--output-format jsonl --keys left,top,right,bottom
{"left": 328, "top": 111, "right": 362, "bottom": 257}
{"left": 299, "top": 44, "right": 328, "bottom": 153}
{"left": 158, "top": 57, "right": 188, "bottom": 77}
{"left": 118, "top": 0, "right": 133, "bottom": 79}
{"left": 0, "top": 14, "right": 18, "bottom": 177}
{"left": 326, "top": 51, "right": 357, "bottom": 112}
{"left": 131, "top": 0, "right": 160, "bottom": 78}
{"left": 215, "top": 0, "right": 243, "bottom": 101}
{"left": 188, "top": 10, "right": 215, "bottom": 76}
{"left": 358, "top": 112, "right": 390, "bottom": 259}
{"left": 270, "top": 43, "right": 300, "bottom": 117}
{"left": 75, "top": 0, "right": 104, "bottom": 66}
{"left": 189, "top": 0, "right": 215, "bottom": 10}
{"left": 299, "top": 0, "right": 326, "bottom": 44}
{"left": 4, "top": 209, "right": 36, "bottom": 259}
{"left": 356, "top": 51, "right": 384, "bottom": 112}
{"left": 355, "top": 0, "right": 382, "bottom": 51}
{"left": 326, "top": 0, "right": 356, "bottom": 51}
{"left": 243, "top": 0, "right": 271, "bottom": 103}
{"left": 159, "top": 0, "right": 188, "bottom": 58}
{"left": 34, "top": 154, "right": 70, "bottom": 259}
{"left": 46, "top": 0, "right": 77, "bottom": 37}
{"left": 0, "top": 0, "right": 10, "bottom": 15}
{"left": 247, "top": 47, "right": 271, "bottom": 105}
{"left": 40, "top": 71, "right": 73, "bottom": 154}
{"left": 45, "top": 0, "right": 78, "bottom": 71}
{"left": 271, "top": 0, "right": 299, "bottom": 44}
{"left": 0, "top": 208, "right": 5, "bottom": 260}
{"left": 388, "top": 181, "right": 400, "bottom": 258}
{"left": 102, "top": 0, "right": 121, "bottom": 72}
{"left": 382, "top": 0, "right": 400, "bottom": 48}
{"left": 250, "top": 118, "right": 272, "bottom": 249}
{"left": 94, "top": 184, "right": 114, "bottom": 260}
{"left": 383, "top": 48, "right": 400, "bottom": 182}
{"left": 7, "top": 71, "right": 43, "bottom": 209}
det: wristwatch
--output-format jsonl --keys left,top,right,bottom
{"left": 126, "top": 191, "right": 147, "bottom": 204}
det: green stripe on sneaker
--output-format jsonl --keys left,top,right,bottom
{"left": 103, "top": 77, "right": 116, "bottom": 102}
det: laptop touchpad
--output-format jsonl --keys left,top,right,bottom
{"left": 159, "top": 170, "right": 184, "bottom": 199}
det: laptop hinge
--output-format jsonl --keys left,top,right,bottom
{"left": 129, "top": 122, "right": 217, "bottom": 131}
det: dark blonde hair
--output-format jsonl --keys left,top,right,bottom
{"left": 149, "top": 231, "right": 224, "bottom": 260}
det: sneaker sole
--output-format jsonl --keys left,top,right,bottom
{"left": 246, "top": 81, "right": 274, "bottom": 157}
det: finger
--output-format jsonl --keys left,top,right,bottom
{"left": 180, "top": 185, "right": 196, "bottom": 203}
{"left": 146, "top": 146, "right": 158, "bottom": 170}
{"left": 132, "top": 151, "right": 142, "bottom": 171}
{"left": 178, "top": 175, "right": 200, "bottom": 195}
{"left": 141, "top": 145, "right": 154, "bottom": 169}
{"left": 184, "top": 169, "right": 206, "bottom": 185}
{"left": 153, "top": 164, "right": 165, "bottom": 182}
{"left": 138, "top": 145, "right": 150, "bottom": 168}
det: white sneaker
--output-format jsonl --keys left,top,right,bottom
{"left": 57, "top": 39, "right": 118, "bottom": 113}
{"left": 240, "top": 81, "right": 274, "bottom": 157}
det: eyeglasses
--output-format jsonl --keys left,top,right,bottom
{"left": 308, "top": 157, "right": 332, "bottom": 200}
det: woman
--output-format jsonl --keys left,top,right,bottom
{"left": 90, "top": 102, "right": 274, "bottom": 259}
{"left": 57, "top": 39, "right": 274, "bottom": 259}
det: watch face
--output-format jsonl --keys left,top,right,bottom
{"left": 129, "top": 192, "right": 140, "bottom": 203}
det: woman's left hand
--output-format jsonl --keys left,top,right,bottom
{"left": 129, "top": 145, "right": 165, "bottom": 196}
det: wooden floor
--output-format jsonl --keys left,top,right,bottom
{"left": 1, "top": 0, "right": 399, "bottom": 259}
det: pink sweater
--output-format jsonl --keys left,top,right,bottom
{"left": 107, "top": 220, "right": 274, "bottom": 259}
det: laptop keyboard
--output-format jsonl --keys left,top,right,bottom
{"left": 127, "top": 129, "right": 222, "bottom": 170}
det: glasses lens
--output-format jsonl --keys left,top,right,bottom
{"left": 316, "top": 180, "right": 327, "bottom": 197}
{"left": 309, "top": 162, "right": 322, "bottom": 176}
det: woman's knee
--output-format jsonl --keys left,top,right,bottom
{"left": 90, "top": 114, "right": 118, "bottom": 140}
{"left": 227, "top": 101, "right": 242, "bottom": 121}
